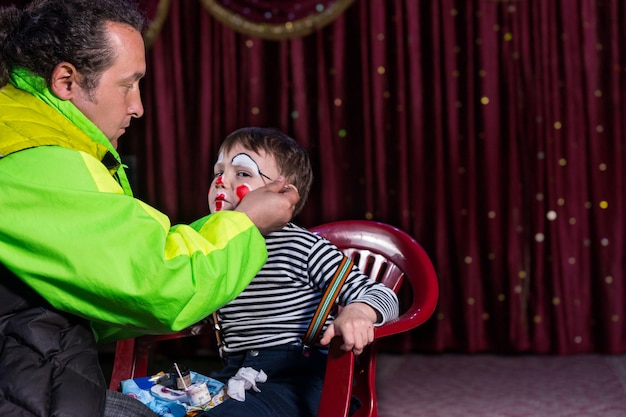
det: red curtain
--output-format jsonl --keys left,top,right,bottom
{"left": 120, "top": 0, "right": 626, "bottom": 354}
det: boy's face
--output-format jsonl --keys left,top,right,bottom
{"left": 208, "top": 143, "right": 280, "bottom": 212}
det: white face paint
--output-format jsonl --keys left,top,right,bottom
{"left": 231, "top": 153, "right": 273, "bottom": 181}
{"left": 232, "top": 153, "right": 262, "bottom": 173}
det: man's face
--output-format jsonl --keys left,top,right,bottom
{"left": 70, "top": 22, "right": 146, "bottom": 149}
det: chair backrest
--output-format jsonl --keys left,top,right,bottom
{"left": 108, "top": 220, "right": 438, "bottom": 417}
{"left": 310, "top": 220, "right": 438, "bottom": 417}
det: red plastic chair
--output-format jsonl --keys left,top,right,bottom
{"left": 310, "top": 220, "right": 438, "bottom": 417}
{"left": 108, "top": 220, "right": 439, "bottom": 417}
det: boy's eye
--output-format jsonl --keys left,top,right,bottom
{"left": 236, "top": 171, "right": 252, "bottom": 178}
{"left": 213, "top": 171, "right": 223, "bottom": 178}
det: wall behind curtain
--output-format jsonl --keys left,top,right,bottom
{"left": 120, "top": 0, "right": 626, "bottom": 354}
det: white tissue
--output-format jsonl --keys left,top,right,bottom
{"left": 227, "top": 367, "right": 268, "bottom": 402}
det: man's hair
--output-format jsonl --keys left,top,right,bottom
{"left": 0, "top": 0, "right": 145, "bottom": 90}
{"left": 220, "top": 127, "right": 314, "bottom": 217}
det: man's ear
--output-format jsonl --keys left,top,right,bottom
{"left": 50, "top": 62, "right": 78, "bottom": 100}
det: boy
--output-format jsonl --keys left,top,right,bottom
{"left": 200, "top": 127, "right": 399, "bottom": 417}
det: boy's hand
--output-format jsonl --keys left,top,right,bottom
{"left": 319, "top": 303, "right": 378, "bottom": 355}
{"left": 236, "top": 176, "right": 300, "bottom": 235}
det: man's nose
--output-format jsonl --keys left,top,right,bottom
{"left": 129, "top": 89, "right": 144, "bottom": 118}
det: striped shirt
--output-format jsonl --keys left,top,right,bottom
{"left": 217, "top": 222, "right": 399, "bottom": 353}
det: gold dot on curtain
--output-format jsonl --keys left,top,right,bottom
{"left": 454, "top": 46, "right": 461, "bottom": 54}
{"left": 450, "top": 8, "right": 458, "bottom": 16}
{"left": 595, "top": 89, "right": 603, "bottom": 97}
{"left": 584, "top": 238, "right": 591, "bottom": 247}
{"left": 536, "top": 192, "right": 544, "bottom": 201}
{"left": 507, "top": 5, "right": 516, "bottom": 13}
{"left": 464, "top": 256, "right": 472, "bottom": 264}
{"left": 334, "top": 98, "right": 342, "bottom": 106}
{"left": 552, "top": 297, "right": 560, "bottom": 306}
{"left": 504, "top": 32, "right": 513, "bottom": 41}
{"left": 554, "top": 121, "right": 562, "bottom": 129}
{"left": 290, "top": 111, "right": 299, "bottom": 119}
{"left": 533, "top": 315, "right": 542, "bottom": 324}
{"left": 519, "top": 270, "right": 527, "bottom": 279}
{"left": 599, "top": 163, "right": 607, "bottom": 171}
{"left": 498, "top": 294, "right": 506, "bottom": 302}
{"left": 537, "top": 151, "right": 545, "bottom": 160}
{"left": 535, "top": 233, "right": 545, "bottom": 243}
{"left": 479, "top": 70, "right": 486, "bottom": 77}
{"left": 569, "top": 217, "right": 576, "bottom": 225}
{"left": 606, "top": 276, "right": 614, "bottom": 284}
{"left": 437, "top": 313, "right": 445, "bottom": 320}
{"left": 585, "top": 201, "right": 592, "bottom": 209}
{"left": 559, "top": 158, "right": 567, "bottom": 166}
{"left": 546, "top": 210, "right": 557, "bottom": 221}
{"left": 460, "top": 208, "right": 468, "bottom": 216}
{"left": 574, "top": 336, "right": 582, "bottom": 344}
{"left": 383, "top": 91, "right": 390, "bottom": 98}
{"left": 377, "top": 33, "right": 385, "bottom": 41}
{"left": 568, "top": 257, "right": 576, "bottom": 265}
{"left": 612, "top": 314, "right": 620, "bottom": 322}
{"left": 599, "top": 200, "right": 609, "bottom": 209}
{"left": 377, "top": 66, "right": 386, "bottom": 75}
{"left": 245, "top": 39, "right": 254, "bottom": 48}
{"left": 458, "top": 166, "right": 466, "bottom": 174}
{"left": 467, "top": 297, "right": 475, "bottom": 305}
{"left": 596, "top": 125, "right": 604, "bottom": 133}
{"left": 455, "top": 101, "right": 463, "bottom": 108}
{"left": 488, "top": 211, "right": 496, "bottom": 219}
{"left": 557, "top": 198, "right": 565, "bottom": 206}
{"left": 601, "top": 238, "right": 609, "bottom": 246}
{"left": 365, "top": 212, "right": 373, "bottom": 220}
{"left": 514, "top": 285, "right": 522, "bottom": 294}
{"left": 452, "top": 70, "right": 460, "bottom": 77}
{"left": 251, "top": 107, "right": 260, "bottom": 115}
{"left": 482, "top": 313, "right": 490, "bottom": 320}
{"left": 338, "top": 129, "right": 347, "bottom": 138}
{"left": 481, "top": 97, "right": 490, "bottom": 105}
{"left": 493, "top": 24, "right": 500, "bottom": 32}
{"left": 488, "top": 253, "right": 495, "bottom": 260}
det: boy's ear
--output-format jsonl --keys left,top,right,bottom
{"left": 50, "top": 62, "right": 79, "bottom": 100}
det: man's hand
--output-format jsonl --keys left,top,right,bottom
{"left": 235, "top": 176, "right": 300, "bottom": 235}
{"left": 319, "top": 303, "right": 379, "bottom": 355}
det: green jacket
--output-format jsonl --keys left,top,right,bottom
{"left": 0, "top": 69, "right": 267, "bottom": 343}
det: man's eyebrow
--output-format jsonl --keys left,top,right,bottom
{"left": 123, "top": 72, "right": 145, "bottom": 82}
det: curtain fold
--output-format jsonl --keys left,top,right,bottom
{"left": 120, "top": 0, "right": 626, "bottom": 354}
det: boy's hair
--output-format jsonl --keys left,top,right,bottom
{"left": 220, "top": 127, "right": 313, "bottom": 217}
{"left": 0, "top": 0, "right": 145, "bottom": 90}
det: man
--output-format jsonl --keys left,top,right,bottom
{"left": 0, "top": 1, "right": 298, "bottom": 416}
